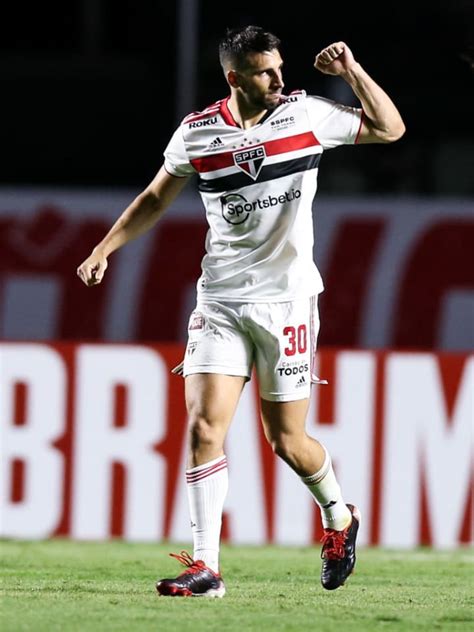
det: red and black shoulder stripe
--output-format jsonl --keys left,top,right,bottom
{"left": 182, "top": 99, "right": 225, "bottom": 125}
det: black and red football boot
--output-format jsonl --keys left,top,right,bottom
{"left": 156, "top": 551, "right": 225, "bottom": 598}
{"left": 320, "top": 504, "right": 361, "bottom": 590}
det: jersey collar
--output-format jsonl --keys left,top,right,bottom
{"left": 220, "top": 97, "right": 278, "bottom": 129}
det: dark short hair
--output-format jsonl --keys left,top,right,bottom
{"left": 218, "top": 25, "right": 281, "bottom": 70}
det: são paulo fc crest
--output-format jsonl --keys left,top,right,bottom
{"left": 233, "top": 145, "right": 266, "bottom": 180}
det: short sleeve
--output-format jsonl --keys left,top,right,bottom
{"left": 163, "top": 126, "right": 196, "bottom": 177}
{"left": 306, "top": 96, "right": 363, "bottom": 149}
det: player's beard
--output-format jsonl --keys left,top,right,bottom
{"left": 265, "top": 93, "right": 282, "bottom": 110}
{"left": 251, "top": 90, "right": 282, "bottom": 111}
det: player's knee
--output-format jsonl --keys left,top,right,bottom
{"left": 188, "top": 415, "right": 223, "bottom": 450}
{"left": 268, "top": 432, "right": 300, "bottom": 462}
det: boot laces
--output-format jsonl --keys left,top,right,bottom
{"left": 169, "top": 550, "right": 207, "bottom": 576}
{"left": 321, "top": 529, "right": 348, "bottom": 560}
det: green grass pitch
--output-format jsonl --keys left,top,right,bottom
{"left": 1, "top": 540, "right": 472, "bottom": 631}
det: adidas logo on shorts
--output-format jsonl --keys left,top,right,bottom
{"left": 295, "top": 375, "right": 306, "bottom": 388}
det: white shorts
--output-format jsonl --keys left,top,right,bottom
{"left": 183, "top": 297, "right": 321, "bottom": 402}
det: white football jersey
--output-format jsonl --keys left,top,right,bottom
{"left": 164, "top": 91, "right": 362, "bottom": 302}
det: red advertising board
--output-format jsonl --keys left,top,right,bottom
{"left": 1, "top": 342, "right": 472, "bottom": 549}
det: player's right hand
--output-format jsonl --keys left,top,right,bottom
{"left": 76, "top": 250, "right": 108, "bottom": 286}
{"left": 314, "top": 41, "right": 357, "bottom": 76}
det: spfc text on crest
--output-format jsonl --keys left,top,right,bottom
{"left": 233, "top": 146, "right": 266, "bottom": 180}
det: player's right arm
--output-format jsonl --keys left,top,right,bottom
{"left": 77, "top": 166, "right": 190, "bottom": 286}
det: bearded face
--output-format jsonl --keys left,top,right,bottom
{"left": 233, "top": 50, "right": 285, "bottom": 111}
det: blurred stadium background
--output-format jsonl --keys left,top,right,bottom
{"left": 1, "top": 0, "right": 472, "bottom": 550}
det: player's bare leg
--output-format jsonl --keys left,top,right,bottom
{"left": 185, "top": 373, "right": 246, "bottom": 467}
{"left": 260, "top": 397, "right": 324, "bottom": 474}
{"left": 156, "top": 374, "right": 246, "bottom": 597}
{"left": 260, "top": 398, "right": 360, "bottom": 590}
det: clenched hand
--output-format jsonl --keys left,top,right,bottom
{"left": 314, "top": 41, "right": 357, "bottom": 76}
{"left": 77, "top": 250, "right": 108, "bottom": 286}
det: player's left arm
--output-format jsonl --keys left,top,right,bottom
{"left": 314, "top": 42, "right": 406, "bottom": 144}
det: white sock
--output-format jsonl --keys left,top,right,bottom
{"left": 301, "top": 448, "right": 352, "bottom": 531}
{"left": 186, "top": 455, "right": 228, "bottom": 573}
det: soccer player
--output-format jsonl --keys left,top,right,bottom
{"left": 77, "top": 26, "right": 405, "bottom": 597}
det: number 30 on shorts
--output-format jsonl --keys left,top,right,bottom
{"left": 283, "top": 325, "right": 307, "bottom": 356}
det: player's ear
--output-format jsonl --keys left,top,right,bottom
{"left": 227, "top": 70, "right": 240, "bottom": 88}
